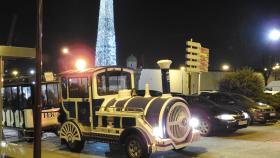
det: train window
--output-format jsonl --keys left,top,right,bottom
{"left": 41, "top": 83, "right": 59, "bottom": 109}
{"left": 97, "top": 71, "right": 131, "bottom": 96}
{"left": 81, "top": 78, "right": 89, "bottom": 97}
{"left": 47, "top": 84, "right": 59, "bottom": 108}
{"left": 69, "top": 77, "right": 89, "bottom": 98}
{"left": 61, "top": 77, "right": 67, "bottom": 99}
{"left": 42, "top": 84, "right": 47, "bottom": 108}
{"left": 97, "top": 75, "right": 107, "bottom": 95}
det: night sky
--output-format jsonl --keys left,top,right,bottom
{"left": 1, "top": 0, "right": 280, "bottom": 73}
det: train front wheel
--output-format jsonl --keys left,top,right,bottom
{"left": 60, "top": 121, "right": 85, "bottom": 153}
{"left": 125, "top": 134, "right": 150, "bottom": 158}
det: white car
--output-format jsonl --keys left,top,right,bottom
{"left": 264, "top": 90, "right": 280, "bottom": 95}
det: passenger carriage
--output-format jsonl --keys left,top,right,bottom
{"left": 2, "top": 75, "right": 60, "bottom": 139}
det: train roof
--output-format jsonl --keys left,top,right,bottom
{"left": 59, "top": 66, "right": 135, "bottom": 75}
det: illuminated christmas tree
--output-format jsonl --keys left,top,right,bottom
{"left": 95, "top": 0, "right": 117, "bottom": 66}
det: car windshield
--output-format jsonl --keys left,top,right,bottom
{"left": 232, "top": 94, "right": 255, "bottom": 107}
{"left": 186, "top": 96, "right": 216, "bottom": 108}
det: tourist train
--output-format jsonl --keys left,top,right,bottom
{"left": 58, "top": 60, "right": 200, "bottom": 158}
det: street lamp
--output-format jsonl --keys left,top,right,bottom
{"left": 75, "top": 59, "right": 87, "bottom": 71}
{"left": 180, "top": 66, "right": 185, "bottom": 94}
{"left": 221, "top": 64, "right": 230, "bottom": 71}
{"left": 272, "top": 63, "right": 280, "bottom": 80}
{"left": 12, "top": 70, "right": 18, "bottom": 76}
{"left": 30, "top": 69, "right": 35, "bottom": 75}
{"left": 268, "top": 29, "right": 280, "bottom": 41}
{"left": 61, "top": 47, "right": 69, "bottom": 54}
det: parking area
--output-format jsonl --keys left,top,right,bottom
{"left": 2, "top": 121, "right": 280, "bottom": 158}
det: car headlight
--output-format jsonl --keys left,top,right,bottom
{"left": 243, "top": 112, "right": 250, "bottom": 119}
{"left": 250, "top": 108, "right": 261, "bottom": 112}
{"left": 189, "top": 118, "right": 200, "bottom": 128}
{"left": 255, "top": 109, "right": 263, "bottom": 112}
{"left": 257, "top": 102, "right": 266, "bottom": 106}
{"left": 216, "top": 114, "right": 235, "bottom": 121}
{"left": 152, "top": 126, "right": 163, "bottom": 138}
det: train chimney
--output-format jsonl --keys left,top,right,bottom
{"left": 157, "top": 60, "right": 172, "bottom": 96}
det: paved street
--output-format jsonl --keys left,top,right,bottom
{"left": 2, "top": 122, "right": 280, "bottom": 158}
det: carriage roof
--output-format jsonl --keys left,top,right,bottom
{"left": 59, "top": 66, "right": 134, "bottom": 76}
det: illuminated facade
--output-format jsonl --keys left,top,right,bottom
{"left": 95, "top": 0, "right": 117, "bottom": 66}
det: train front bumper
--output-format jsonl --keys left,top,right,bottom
{"left": 151, "top": 129, "right": 200, "bottom": 152}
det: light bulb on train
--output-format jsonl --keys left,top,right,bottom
{"left": 189, "top": 118, "right": 200, "bottom": 128}
{"left": 0, "top": 141, "right": 7, "bottom": 147}
{"left": 152, "top": 126, "right": 163, "bottom": 138}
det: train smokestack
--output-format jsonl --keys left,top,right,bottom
{"left": 157, "top": 59, "right": 172, "bottom": 95}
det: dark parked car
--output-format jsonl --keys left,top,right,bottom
{"left": 136, "top": 90, "right": 162, "bottom": 97}
{"left": 230, "top": 93, "right": 277, "bottom": 124}
{"left": 173, "top": 94, "right": 249, "bottom": 136}
{"left": 136, "top": 91, "right": 249, "bottom": 136}
{"left": 200, "top": 92, "right": 277, "bottom": 124}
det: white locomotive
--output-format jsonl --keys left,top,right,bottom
{"left": 59, "top": 60, "right": 200, "bottom": 158}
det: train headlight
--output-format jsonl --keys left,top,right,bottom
{"left": 189, "top": 118, "right": 200, "bottom": 128}
{"left": 1, "top": 141, "right": 7, "bottom": 147}
{"left": 152, "top": 126, "right": 163, "bottom": 138}
{"left": 243, "top": 112, "right": 250, "bottom": 119}
{"left": 216, "top": 114, "right": 235, "bottom": 121}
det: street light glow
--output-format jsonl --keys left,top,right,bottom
{"left": 222, "top": 64, "right": 230, "bottom": 71}
{"left": 30, "top": 69, "right": 35, "bottom": 75}
{"left": 180, "top": 66, "right": 185, "bottom": 71}
{"left": 75, "top": 59, "right": 87, "bottom": 71}
{"left": 12, "top": 70, "right": 18, "bottom": 76}
{"left": 269, "top": 29, "right": 280, "bottom": 41}
{"left": 62, "top": 47, "right": 69, "bottom": 54}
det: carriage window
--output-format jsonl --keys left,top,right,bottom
{"left": 11, "top": 87, "right": 17, "bottom": 107}
{"left": 20, "top": 86, "right": 32, "bottom": 108}
{"left": 47, "top": 84, "right": 59, "bottom": 108}
{"left": 61, "top": 77, "right": 67, "bottom": 99}
{"left": 4, "top": 87, "right": 12, "bottom": 108}
{"left": 69, "top": 77, "right": 89, "bottom": 98}
{"left": 97, "top": 71, "right": 131, "bottom": 96}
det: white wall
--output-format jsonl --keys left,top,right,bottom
{"left": 138, "top": 69, "right": 187, "bottom": 94}
{"left": 137, "top": 69, "right": 236, "bottom": 95}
